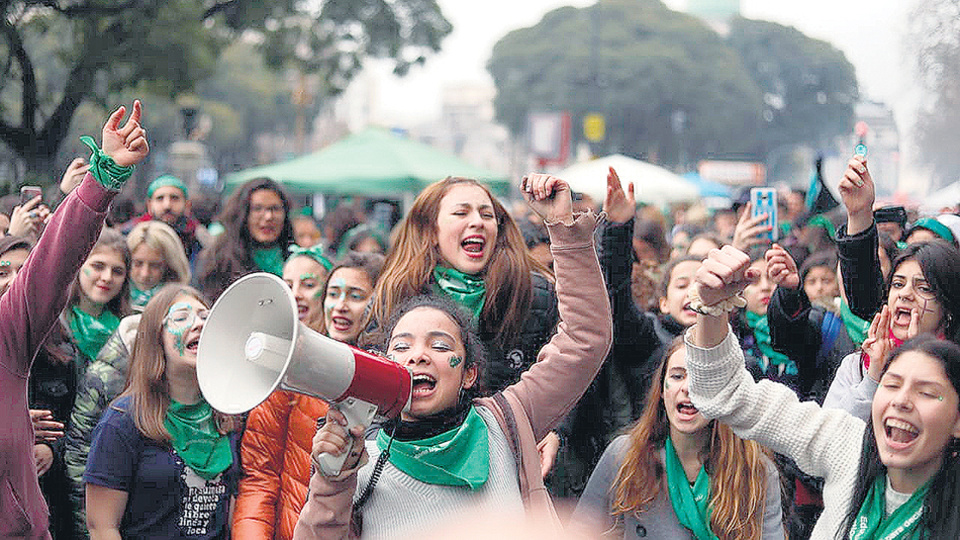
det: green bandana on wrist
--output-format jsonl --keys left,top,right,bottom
{"left": 664, "top": 436, "right": 718, "bottom": 540}
{"left": 79, "top": 136, "right": 134, "bottom": 191}
{"left": 287, "top": 244, "right": 333, "bottom": 272}
{"left": 432, "top": 266, "right": 486, "bottom": 321}
{"left": 252, "top": 246, "right": 285, "bottom": 276}
{"left": 130, "top": 282, "right": 163, "bottom": 311}
{"left": 164, "top": 399, "right": 233, "bottom": 481}
{"left": 840, "top": 298, "right": 870, "bottom": 347}
{"left": 69, "top": 306, "right": 120, "bottom": 366}
{"left": 847, "top": 474, "right": 929, "bottom": 540}
{"left": 745, "top": 311, "right": 798, "bottom": 376}
{"left": 376, "top": 406, "right": 489, "bottom": 490}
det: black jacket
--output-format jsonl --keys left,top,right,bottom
{"left": 549, "top": 219, "right": 668, "bottom": 497}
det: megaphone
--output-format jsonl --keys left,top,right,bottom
{"left": 197, "top": 272, "right": 411, "bottom": 475}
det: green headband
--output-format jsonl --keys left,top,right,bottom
{"left": 287, "top": 244, "right": 333, "bottom": 272}
{"left": 911, "top": 217, "right": 956, "bottom": 244}
{"left": 147, "top": 175, "right": 188, "bottom": 199}
{"left": 805, "top": 214, "right": 836, "bottom": 241}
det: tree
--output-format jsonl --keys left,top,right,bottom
{"left": 726, "top": 17, "right": 859, "bottom": 158}
{"left": 487, "top": 0, "right": 764, "bottom": 167}
{"left": 0, "top": 0, "right": 451, "bottom": 181}
{"left": 909, "top": 0, "right": 960, "bottom": 188}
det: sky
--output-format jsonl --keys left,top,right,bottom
{"left": 354, "top": 0, "right": 921, "bottom": 185}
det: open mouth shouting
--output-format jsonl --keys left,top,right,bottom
{"left": 675, "top": 400, "right": 700, "bottom": 422}
{"left": 883, "top": 417, "right": 920, "bottom": 450}
{"left": 411, "top": 373, "right": 437, "bottom": 398}
{"left": 461, "top": 235, "right": 487, "bottom": 259}
{"left": 330, "top": 315, "right": 353, "bottom": 333}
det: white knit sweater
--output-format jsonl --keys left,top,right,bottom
{"left": 351, "top": 406, "right": 525, "bottom": 539}
{"left": 685, "top": 329, "right": 866, "bottom": 540}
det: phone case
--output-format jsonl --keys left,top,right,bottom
{"left": 750, "top": 187, "right": 778, "bottom": 243}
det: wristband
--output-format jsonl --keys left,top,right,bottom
{"left": 687, "top": 283, "right": 746, "bottom": 317}
{"left": 79, "top": 136, "right": 133, "bottom": 191}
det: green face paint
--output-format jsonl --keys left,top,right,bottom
{"left": 0, "top": 261, "right": 10, "bottom": 267}
{"left": 82, "top": 267, "right": 92, "bottom": 276}
{"left": 387, "top": 353, "right": 396, "bottom": 363}
{"left": 664, "top": 380, "right": 670, "bottom": 390}
{"left": 164, "top": 301, "right": 204, "bottom": 357}
{"left": 299, "top": 273, "right": 320, "bottom": 282}
{"left": 324, "top": 277, "right": 349, "bottom": 315}
{"left": 449, "top": 355, "right": 463, "bottom": 368}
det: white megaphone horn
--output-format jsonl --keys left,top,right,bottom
{"left": 197, "top": 272, "right": 412, "bottom": 476}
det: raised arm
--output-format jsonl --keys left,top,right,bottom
{"left": 0, "top": 101, "right": 148, "bottom": 376}
{"left": 684, "top": 246, "right": 865, "bottom": 481}
{"left": 599, "top": 167, "right": 663, "bottom": 367}
{"left": 503, "top": 174, "right": 612, "bottom": 441}
{"left": 837, "top": 156, "right": 884, "bottom": 319}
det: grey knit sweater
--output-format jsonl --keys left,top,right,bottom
{"left": 685, "top": 330, "right": 865, "bottom": 540}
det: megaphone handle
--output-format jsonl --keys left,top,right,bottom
{"left": 314, "top": 397, "right": 379, "bottom": 477}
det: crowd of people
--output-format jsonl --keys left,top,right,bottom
{"left": 4, "top": 101, "right": 960, "bottom": 540}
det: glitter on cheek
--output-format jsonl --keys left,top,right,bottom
{"left": 449, "top": 356, "right": 463, "bottom": 368}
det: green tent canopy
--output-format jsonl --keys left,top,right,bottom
{"left": 224, "top": 127, "right": 511, "bottom": 197}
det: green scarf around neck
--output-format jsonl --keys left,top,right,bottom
{"left": 745, "top": 311, "right": 798, "bottom": 376}
{"left": 664, "top": 436, "right": 718, "bottom": 540}
{"left": 375, "top": 406, "right": 489, "bottom": 490}
{"left": 847, "top": 474, "right": 929, "bottom": 540}
{"left": 432, "top": 266, "right": 486, "bottom": 321}
{"left": 840, "top": 298, "right": 870, "bottom": 347}
{"left": 252, "top": 246, "right": 285, "bottom": 276}
{"left": 69, "top": 305, "right": 120, "bottom": 364}
{"left": 164, "top": 399, "right": 233, "bottom": 481}
{"left": 130, "top": 282, "right": 163, "bottom": 311}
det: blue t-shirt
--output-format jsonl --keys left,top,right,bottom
{"left": 84, "top": 396, "right": 240, "bottom": 539}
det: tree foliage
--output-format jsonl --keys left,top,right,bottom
{"left": 726, "top": 17, "right": 859, "bottom": 157}
{"left": 488, "top": 0, "right": 764, "bottom": 167}
{"left": 909, "top": 0, "right": 960, "bottom": 187}
{"left": 0, "top": 0, "right": 451, "bottom": 180}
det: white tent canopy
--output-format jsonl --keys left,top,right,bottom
{"left": 556, "top": 154, "right": 699, "bottom": 206}
{"left": 922, "top": 180, "right": 960, "bottom": 213}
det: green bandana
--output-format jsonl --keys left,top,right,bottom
{"left": 847, "top": 475, "right": 929, "bottom": 540}
{"left": 252, "top": 246, "right": 285, "bottom": 276}
{"left": 746, "top": 311, "right": 798, "bottom": 376}
{"left": 147, "top": 174, "right": 188, "bottom": 199}
{"left": 840, "top": 298, "right": 870, "bottom": 347}
{"left": 664, "top": 436, "right": 718, "bottom": 540}
{"left": 79, "top": 136, "right": 134, "bottom": 191}
{"left": 287, "top": 244, "right": 333, "bottom": 272}
{"left": 376, "top": 406, "right": 489, "bottom": 490}
{"left": 69, "top": 306, "right": 120, "bottom": 365}
{"left": 129, "top": 282, "right": 163, "bottom": 311}
{"left": 432, "top": 266, "right": 486, "bottom": 321}
{"left": 164, "top": 400, "right": 233, "bottom": 481}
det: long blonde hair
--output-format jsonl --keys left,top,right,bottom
{"left": 370, "top": 177, "right": 551, "bottom": 345}
{"left": 611, "top": 338, "right": 771, "bottom": 540}
{"left": 127, "top": 221, "right": 191, "bottom": 285}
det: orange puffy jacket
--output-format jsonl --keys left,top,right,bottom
{"left": 232, "top": 390, "right": 329, "bottom": 540}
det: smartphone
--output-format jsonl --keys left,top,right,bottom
{"left": 20, "top": 185, "right": 42, "bottom": 206}
{"left": 750, "top": 187, "right": 778, "bottom": 243}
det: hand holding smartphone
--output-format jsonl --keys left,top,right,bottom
{"left": 750, "top": 187, "right": 778, "bottom": 243}
{"left": 20, "top": 185, "right": 42, "bottom": 206}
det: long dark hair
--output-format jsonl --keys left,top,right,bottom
{"left": 837, "top": 335, "right": 960, "bottom": 539}
{"left": 886, "top": 242, "right": 960, "bottom": 343}
{"left": 196, "top": 177, "right": 294, "bottom": 298}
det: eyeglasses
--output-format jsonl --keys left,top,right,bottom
{"left": 250, "top": 205, "right": 285, "bottom": 216}
{"left": 163, "top": 305, "right": 209, "bottom": 330}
